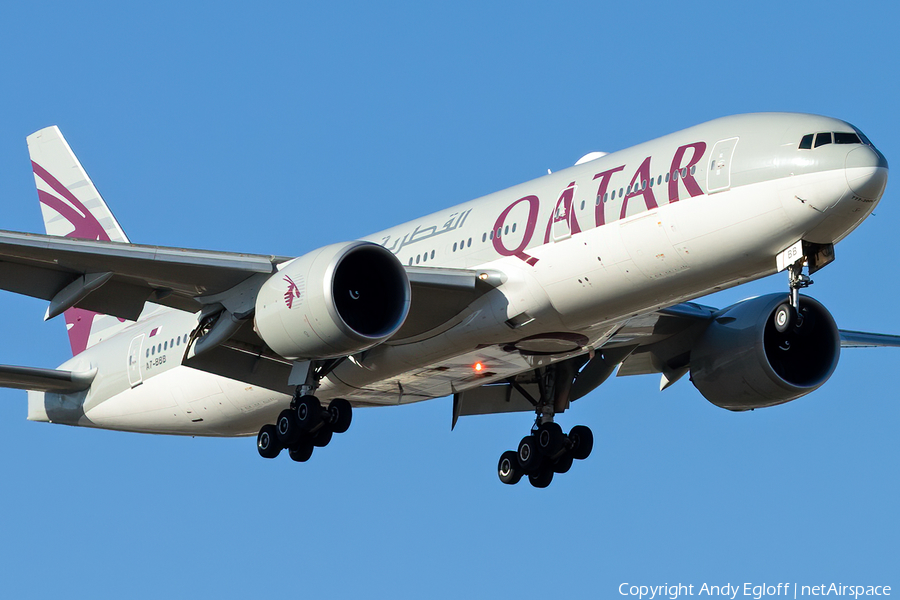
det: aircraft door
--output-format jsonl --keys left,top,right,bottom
{"left": 707, "top": 137, "right": 739, "bottom": 194}
{"left": 127, "top": 334, "right": 144, "bottom": 387}
{"left": 552, "top": 202, "right": 572, "bottom": 241}
{"left": 551, "top": 183, "right": 578, "bottom": 242}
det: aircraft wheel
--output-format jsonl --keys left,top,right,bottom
{"left": 528, "top": 467, "right": 554, "bottom": 489}
{"left": 552, "top": 452, "right": 574, "bottom": 474}
{"left": 327, "top": 398, "right": 352, "bottom": 434}
{"left": 517, "top": 435, "right": 541, "bottom": 473}
{"left": 288, "top": 437, "right": 314, "bottom": 462}
{"left": 537, "top": 422, "right": 565, "bottom": 456}
{"left": 296, "top": 395, "right": 322, "bottom": 431}
{"left": 498, "top": 450, "right": 523, "bottom": 485}
{"left": 276, "top": 409, "right": 300, "bottom": 446}
{"left": 773, "top": 302, "right": 794, "bottom": 333}
{"left": 312, "top": 428, "right": 333, "bottom": 448}
{"left": 569, "top": 425, "right": 594, "bottom": 460}
{"left": 257, "top": 424, "right": 281, "bottom": 459}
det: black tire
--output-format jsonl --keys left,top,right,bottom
{"left": 257, "top": 424, "right": 281, "bottom": 459}
{"left": 296, "top": 395, "right": 323, "bottom": 431}
{"left": 553, "top": 452, "right": 574, "bottom": 474}
{"left": 773, "top": 302, "right": 794, "bottom": 333}
{"left": 275, "top": 409, "right": 299, "bottom": 446}
{"left": 312, "top": 428, "right": 333, "bottom": 448}
{"left": 327, "top": 398, "right": 352, "bottom": 434}
{"left": 498, "top": 450, "right": 523, "bottom": 485}
{"left": 288, "top": 437, "right": 314, "bottom": 462}
{"left": 528, "top": 467, "right": 554, "bottom": 488}
{"left": 517, "top": 435, "right": 541, "bottom": 473}
{"left": 537, "top": 422, "right": 565, "bottom": 456}
{"left": 569, "top": 425, "right": 594, "bottom": 460}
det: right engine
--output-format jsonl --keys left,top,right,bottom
{"left": 689, "top": 293, "right": 841, "bottom": 411}
{"left": 254, "top": 241, "right": 410, "bottom": 360}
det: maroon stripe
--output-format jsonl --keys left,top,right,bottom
{"left": 32, "top": 161, "right": 111, "bottom": 241}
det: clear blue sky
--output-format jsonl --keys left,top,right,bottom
{"left": 0, "top": 2, "right": 897, "bottom": 598}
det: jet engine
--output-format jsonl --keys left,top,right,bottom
{"left": 254, "top": 241, "right": 410, "bottom": 360}
{"left": 689, "top": 293, "right": 840, "bottom": 411}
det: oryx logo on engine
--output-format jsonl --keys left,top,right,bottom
{"left": 283, "top": 275, "right": 303, "bottom": 309}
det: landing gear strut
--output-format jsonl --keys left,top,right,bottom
{"left": 497, "top": 366, "right": 593, "bottom": 488}
{"left": 774, "top": 256, "right": 814, "bottom": 334}
{"left": 256, "top": 359, "right": 353, "bottom": 463}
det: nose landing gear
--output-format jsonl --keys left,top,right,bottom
{"left": 773, "top": 240, "right": 835, "bottom": 334}
{"left": 774, "top": 248, "right": 818, "bottom": 335}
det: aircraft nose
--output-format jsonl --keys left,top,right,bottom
{"left": 846, "top": 146, "right": 889, "bottom": 200}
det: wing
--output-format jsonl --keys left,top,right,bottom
{"left": 0, "top": 229, "right": 502, "bottom": 392}
{"left": 609, "top": 306, "right": 900, "bottom": 385}
{"left": 454, "top": 298, "right": 900, "bottom": 421}
{"left": 0, "top": 230, "right": 287, "bottom": 320}
{"left": 839, "top": 330, "right": 900, "bottom": 348}
{"left": 182, "top": 264, "right": 502, "bottom": 395}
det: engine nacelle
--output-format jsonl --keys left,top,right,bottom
{"left": 689, "top": 293, "right": 840, "bottom": 411}
{"left": 254, "top": 241, "right": 410, "bottom": 360}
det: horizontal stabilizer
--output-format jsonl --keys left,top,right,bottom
{"left": 0, "top": 364, "right": 95, "bottom": 393}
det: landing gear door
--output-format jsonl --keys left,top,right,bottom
{"left": 127, "top": 334, "right": 144, "bottom": 387}
{"left": 707, "top": 137, "right": 739, "bottom": 194}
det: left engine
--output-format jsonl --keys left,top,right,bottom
{"left": 689, "top": 293, "right": 841, "bottom": 411}
{"left": 254, "top": 241, "right": 410, "bottom": 360}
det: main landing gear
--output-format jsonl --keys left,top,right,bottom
{"left": 256, "top": 395, "right": 352, "bottom": 462}
{"left": 497, "top": 422, "right": 593, "bottom": 488}
{"left": 256, "top": 359, "right": 353, "bottom": 463}
{"left": 496, "top": 366, "right": 594, "bottom": 488}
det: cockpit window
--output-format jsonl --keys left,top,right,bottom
{"left": 800, "top": 129, "right": 873, "bottom": 150}
{"left": 814, "top": 132, "right": 833, "bottom": 148}
{"left": 834, "top": 131, "right": 862, "bottom": 145}
{"left": 853, "top": 127, "right": 873, "bottom": 146}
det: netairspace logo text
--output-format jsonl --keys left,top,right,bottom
{"left": 618, "top": 583, "right": 891, "bottom": 600}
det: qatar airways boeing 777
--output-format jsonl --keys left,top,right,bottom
{"left": 0, "top": 113, "right": 892, "bottom": 487}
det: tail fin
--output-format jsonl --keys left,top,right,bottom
{"left": 27, "top": 126, "right": 134, "bottom": 355}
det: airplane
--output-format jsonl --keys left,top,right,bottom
{"left": 0, "top": 113, "right": 894, "bottom": 488}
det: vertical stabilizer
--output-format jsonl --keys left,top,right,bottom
{"left": 28, "top": 126, "right": 129, "bottom": 243}
{"left": 27, "top": 126, "right": 135, "bottom": 354}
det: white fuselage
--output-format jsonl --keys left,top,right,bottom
{"left": 27, "top": 113, "right": 888, "bottom": 436}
